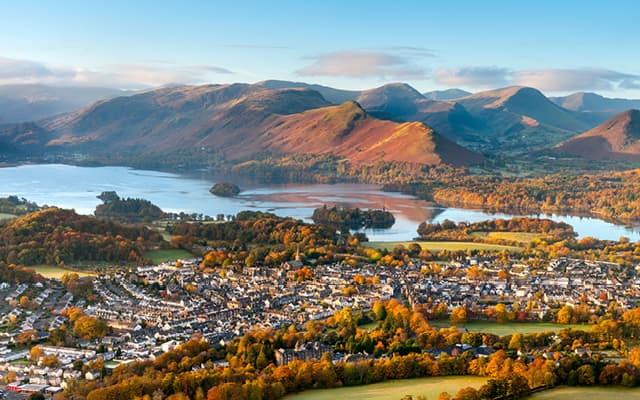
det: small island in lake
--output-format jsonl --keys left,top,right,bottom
{"left": 209, "top": 182, "right": 241, "bottom": 197}
{"left": 95, "top": 191, "right": 164, "bottom": 223}
{"left": 312, "top": 205, "right": 395, "bottom": 230}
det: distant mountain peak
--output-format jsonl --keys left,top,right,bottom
{"left": 423, "top": 88, "right": 471, "bottom": 101}
{"left": 551, "top": 92, "right": 640, "bottom": 115}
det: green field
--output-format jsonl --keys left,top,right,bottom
{"left": 144, "top": 248, "right": 193, "bottom": 264}
{"left": 471, "top": 231, "right": 540, "bottom": 243}
{"left": 430, "top": 321, "right": 592, "bottom": 336}
{"left": 358, "top": 321, "right": 378, "bottom": 331}
{"left": 527, "top": 386, "right": 640, "bottom": 399}
{"left": 30, "top": 265, "right": 94, "bottom": 279}
{"left": 367, "top": 241, "right": 522, "bottom": 252}
{"left": 284, "top": 376, "right": 488, "bottom": 400}
{"left": 0, "top": 212, "right": 16, "bottom": 221}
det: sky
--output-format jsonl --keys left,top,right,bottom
{"left": 1, "top": 0, "right": 639, "bottom": 97}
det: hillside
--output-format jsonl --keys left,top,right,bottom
{"left": 2, "top": 80, "right": 615, "bottom": 166}
{"left": 0, "top": 121, "right": 54, "bottom": 155}
{"left": 423, "top": 88, "right": 471, "bottom": 101}
{"left": 447, "top": 86, "right": 602, "bottom": 153}
{"left": 0, "top": 84, "right": 125, "bottom": 123}
{"left": 551, "top": 92, "right": 640, "bottom": 120}
{"left": 249, "top": 101, "right": 484, "bottom": 166}
{"left": 248, "top": 82, "right": 485, "bottom": 148}
{"left": 44, "top": 84, "right": 331, "bottom": 153}
{"left": 0, "top": 207, "right": 164, "bottom": 265}
{"left": 38, "top": 83, "right": 483, "bottom": 167}
{"left": 555, "top": 109, "right": 640, "bottom": 161}
{"left": 355, "top": 83, "right": 483, "bottom": 144}
{"left": 256, "top": 79, "right": 360, "bottom": 104}
{"left": 457, "top": 86, "right": 593, "bottom": 132}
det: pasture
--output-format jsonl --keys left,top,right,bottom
{"left": 367, "top": 241, "right": 522, "bottom": 252}
{"left": 284, "top": 376, "right": 488, "bottom": 400}
{"left": 527, "top": 386, "right": 640, "bottom": 399}
{"left": 144, "top": 248, "right": 194, "bottom": 264}
{"left": 30, "top": 265, "right": 94, "bottom": 279}
{"left": 429, "top": 321, "right": 592, "bottom": 336}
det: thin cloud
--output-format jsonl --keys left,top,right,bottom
{"left": 0, "top": 56, "right": 233, "bottom": 88}
{"left": 383, "top": 46, "right": 436, "bottom": 57}
{"left": 433, "top": 67, "right": 511, "bottom": 89}
{"left": 0, "top": 56, "right": 74, "bottom": 81}
{"left": 434, "top": 65, "right": 640, "bottom": 92}
{"left": 296, "top": 50, "right": 427, "bottom": 79}
{"left": 514, "top": 68, "right": 640, "bottom": 92}
{"left": 621, "top": 78, "right": 640, "bottom": 90}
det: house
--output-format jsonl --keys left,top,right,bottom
{"left": 275, "top": 342, "right": 332, "bottom": 366}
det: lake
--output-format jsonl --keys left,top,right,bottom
{"left": 1, "top": 164, "right": 640, "bottom": 242}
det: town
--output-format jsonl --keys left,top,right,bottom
{"left": 0, "top": 253, "right": 637, "bottom": 395}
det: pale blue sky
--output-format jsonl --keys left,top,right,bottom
{"left": 1, "top": 0, "right": 639, "bottom": 96}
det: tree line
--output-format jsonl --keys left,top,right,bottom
{"left": 0, "top": 207, "right": 163, "bottom": 266}
{"left": 312, "top": 205, "right": 395, "bottom": 230}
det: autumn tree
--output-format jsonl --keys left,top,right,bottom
{"left": 450, "top": 307, "right": 467, "bottom": 324}
{"left": 557, "top": 305, "right": 574, "bottom": 324}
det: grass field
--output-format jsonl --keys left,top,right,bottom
{"left": 471, "top": 231, "right": 540, "bottom": 243}
{"left": 430, "top": 321, "right": 592, "bottom": 336}
{"left": 358, "top": 321, "right": 378, "bottom": 331}
{"left": 284, "top": 376, "right": 488, "bottom": 400}
{"left": 527, "top": 386, "right": 640, "bottom": 399}
{"left": 144, "top": 248, "right": 193, "bottom": 264}
{"left": 30, "top": 265, "right": 94, "bottom": 279}
{"left": 0, "top": 212, "right": 16, "bottom": 221}
{"left": 367, "top": 241, "right": 522, "bottom": 252}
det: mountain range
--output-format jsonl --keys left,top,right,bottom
{"left": 551, "top": 92, "right": 640, "bottom": 116}
{"left": 0, "top": 84, "right": 127, "bottom": 123}
{"left": 39, "top": 83, "right": 481, "bottom": 166}
{"left": 0, "top": 80, "right": 639, "bottom": 169}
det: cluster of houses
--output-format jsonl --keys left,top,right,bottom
{"left": 1, "top": 254, "right": 640, "bottom": 392}
{"left": 85, "top": 259, "right": 398, "bottom": 350}
{"left": 403, "top": 257, "right": 640, "bottom": 319}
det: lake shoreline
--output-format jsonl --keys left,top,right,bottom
{"left": 1, "top": 163, "right": 640, "bottom": 242}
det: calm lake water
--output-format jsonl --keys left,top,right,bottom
{"left": 1, "top": 164, "right": 639, "bottom": 242}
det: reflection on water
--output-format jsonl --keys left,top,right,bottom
{"left": 1, "top": 164, "right": 639, "bottom": 242}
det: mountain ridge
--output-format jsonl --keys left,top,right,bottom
{"left": 555, "top": 109, "right": 640, "bottom": 161}
{"left": 32, "top": 83, "right": 484, "bottom": 167}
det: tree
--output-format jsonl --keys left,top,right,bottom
{"left": 495, "top": 303, "right": 511, "bottom": 323}
{"left": 577, "top": 364, "right": 596, "bottom": 386}
{"left": 455, "top": 386, "right": 480, "bottom": 400}
{"left": 508, "top": 333, "right": 523, "bottom": 351}
{"left": 73, "top": 315, "right": 108, "bottom": 339}
{"left": 629, "top": 347, "right": 640, "bottom": 368}
{"left": 29, "top": 346, "right": 42, "bottom": 363}
{"left": 450, "top": 307, "right": 467, "bottom": 324}
{"left": 557, "top": 305, "right": 574, "bottom": 324}
{"left": 373, "top": 301, "right": 387, "bottom": 321}
{"left": 41, "top": 354, "right": 60, "bottom": 368}
{"left": 15, "top": 330, "right": 37, "bottom": 345}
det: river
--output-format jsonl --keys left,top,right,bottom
{"left": 1, "top": 164, "right": 639, "bottom": 242}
